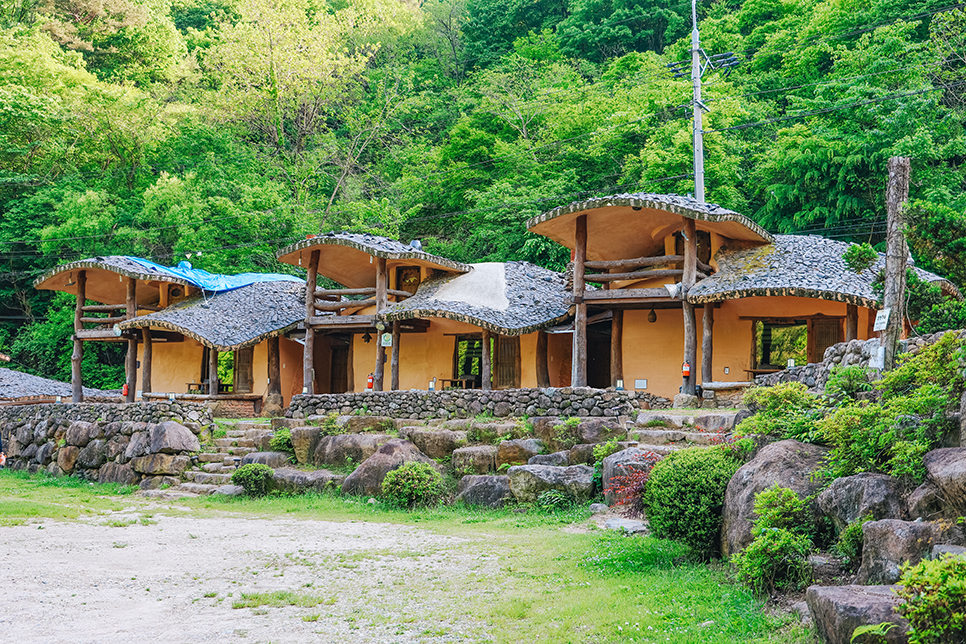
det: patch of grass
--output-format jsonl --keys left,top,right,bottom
{"left": 232, "top": 591, "right": 335, "bottom": 609}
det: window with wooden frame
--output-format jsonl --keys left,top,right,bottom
{"left": 395, "top": 266, "right": 421, "bottom": 295}
{"left": 748, "top": 315, "right": 844, "bottom": 370}
{"left": 453, "top": 334, "right": 483, "bottom": 387}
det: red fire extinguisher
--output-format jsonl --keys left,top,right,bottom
{"left": 682, "top": 362, "right": 691, "bottom": 378}
{"left": 122, "top": 383, "right": 129, "bottom": 397}
{"left": 366, "top": 373, "right": 374, "bottom": 389}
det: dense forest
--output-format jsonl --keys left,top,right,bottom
{"left": 1, "top": 0, "right": 964, "bottom": 387}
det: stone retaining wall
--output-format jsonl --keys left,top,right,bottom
{"left": 0, "top": 402, "right": 215, "bottom": 486}
{"left": 288, "top": 387, "right": 670, "bottom": 420}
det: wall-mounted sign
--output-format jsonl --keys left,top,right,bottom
{"left": 381, "top": 333, "right": 393, "bottom": 347}
{"left": 873, "top": 308, "right": 891, "bottom": 332}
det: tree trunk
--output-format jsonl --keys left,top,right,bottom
{"left": 265, "top": 336, "right": 283, "bottom": 415}
{"left": 390, "top": 321, "right": 400, "bottom": 391}
{"left": 610, "top": 309, "right": 623, "bottom": 387}
{"left": 702, "top": 303, "right": 714, "bottom": 384}
{"left": 572, "top": 214, "right": 588, "bottom": 387}
{"left": 141, "top": 327, "right": 152, "bottom": 394}
{"left": 681, "top": 218, "right": 698, "bottom": 395}
{"left": 883, "top": 157, "right": 911, "bottom": 371}
{"left": 846, "top": 304, "right": 858, "bottom": 342}
{"left": 208, "top": 348, "right": 219, "bottom": 396}
{"left": 481, "top": 329, "right": 492, "bottom": 391}
{"left": 125, "top": 277, "right": 137, "bottom": 402}
{"left": 303, "top": 249, "right": 319, "bottom": 394}
{"left": 373, "top": 258, "right": 387, "bottom": 391}
{"left": 72, "top": 270, "right": 86, "bottom": 403}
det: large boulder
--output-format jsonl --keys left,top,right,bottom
{"left": 528, "top": 451, "right": 570, "bottom": 466}
{"left": 56, "top": 446, "right": 79, "bottom": 474}
{"left": 342, "top": 415, "right": 396, "bottom": 434}
{"left": 241, "top": 452, "right": 292, "bottom": 468}
{"left": 497, "top": 438, "right": 545, "bottom": 467}
{"left": 289, "top": 426, "right": 321, "bottom": 464}
{"left": 272, "top": 468, "right": 345, "bottom": 494}
{"left": 313, "top": 433, "right": 392, "bottom": 468}
{"left": 806, "top": 585, "right": 909, "bottom": 644}
{"left": 402, "top": 429, "right": 468, "bottom": 460}
{"left": 452, "top": 445, "right": 497, "bottom": 475}
{"left": 76, "top": 439, "right": 108, "bottom": 470}
{"left": 149, "top": 421, "right": 200, "bottom": 454}
{"left": 506, "top": 464, "right": 596, "bottom": 503}
{"left": 98, "top": 462, "right": 138, "bottom": 486}
{"left": 817, "top": 473, "right": 908, "bottom": 532}
{"left": 65, "top": 421, "right": 95, "bottom": 447}
{"left": 857, "top": 519, "right": 965, "bottom": 585}
{"left": 533, "top": 417, "right": 625, "bottom": 451}
{"left": 341, "top": 439, "right": 437, "bottom": 497}
{"left": 455, "top": 475, "right": 513, "bottom": 508}
{"left": 693, "top": 412, "right": 738, "bottom": 432}
{"left": 130, "top": 454, "right": 190, "bottom": 476}
{"left": 124, "top": 432, "right": 150, "bottom": 460}
{"left": 601, "top": 447, "right": 661, "bottom": 505}
{"left": 721, "top": 440, "right": 828, "bottom": 557}
{"left": 924, "top": 447, "right": 966, "bottom": 516}
{"left": 906, "top": 482, "right": 944, "bottom": 521}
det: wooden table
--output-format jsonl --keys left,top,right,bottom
{"left": 439, "top": 378, "right": 476, "bottom": 390}
{"left": 186, "top": 382, "right": 204, "bottom": 392}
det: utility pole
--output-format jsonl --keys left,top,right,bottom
{"left": 882, "top": 156, "right": 911, "bottom": 370}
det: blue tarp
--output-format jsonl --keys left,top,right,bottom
{"left": 124, "top": 257, "right": 302, "bottom": 293}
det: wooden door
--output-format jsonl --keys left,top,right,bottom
{"left": 494, "top": 336, "right": 521, "bottom": 389}
{"left": 808, "top": 318, "right": 843, "bottom": 364}
{"left": 330, "top": 336, "right": 351, "bottom": 394}
{"left": 233, "top": 346, "right": 254, "bottom": 393}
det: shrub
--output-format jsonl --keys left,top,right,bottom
{"left": 536, "top": 489, "right": 572, "bottom": 510}
{"left": 877, "top": 331, "right": 965, "bottom": 400}
{"left": 824, "top": 365, "right": 874, "bottom": 402}
{"left": 269, "top": 428, "right": 294, "bottom": 454}
{"left": 380, "top": 462, "right": 444, "bottom": 508}
{"left": 593, "top": 439, "right": 623, "bottom": 465}
{"left": 231, "top": 463, "right": 274, "bottom": 497}
{"left": 896, "top": 554, "right": 966, "bottom": 644}
{"left": 553, "top": 417, "right": 582, "bottom": 450}
{"left": 319, "top": 412, "right": 342, "bottom": 436}
{"left": 641, "top": 446, "right": 743, "bottom": 557}
{"left": 752, "top": 484, "right": 811, "bottom": 536}
{"left": 738, "top": 382, "right": 825, "bottom": 441}
{"left": 732, "top": 527, "right": 812, "bottom": 596}
{"left": 843, "top": 242, "right": 878, "bottom": 273}
{"left": 604, "top": 450, "right": 663, "bottom": 518}
{"left": 834, "top": 514, "right": 872, "bottom": 571}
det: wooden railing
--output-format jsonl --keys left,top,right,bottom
{"left": 311, "top": 287, "right": 412, "bottom": 316}
{"left": 79, "top": 303, "right": 162, "bottom": 326}
{"left": 583, "top": 254, "right": 713, "bottom": 286}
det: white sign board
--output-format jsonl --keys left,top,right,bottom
{"left": 873, "top": 308, "right": 891, "bottom": 332}
{"left": 380, "top": 333, "right": 393, "bottom": 347}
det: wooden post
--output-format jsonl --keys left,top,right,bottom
{"left": 141, "top": 327, "right": 152, "bottom": 394}
{"left": 536, "top": 331, "right": 550, "bottom": 388}
{"left": 72, "top": 270, "right": 86, "bottom": 403}
{"left": 702, "top": 303, "right": 714, "bottom": 384}
{"left": 303, "top": 249, "right": 319, "bottom": 394}
{"left": 125, "top": 277, "right": 137, "bottom": 402}
{"left": 208, "top": 347, "right": 218, "bottom": 395}
{"left": 610, "top": 309, "right": 623, "bottom": 387}
{"left": 883, "top": 156, "right": 911, "bottom": 371}
{"left": 572, "top": 214, "right": 588, "bottom": 387}
{"left": 266, "top": 336, "right": 282, "bottom": 413}
{"left": 481, "top": 329, "right": 492, "bottom": 391}
{"left": 390, "top": 320, "right": 401, "bottom": 391}
{"left": 846, "top": 304, "right": 859, "bottom": 342}
{"left": 373, "top": 257, "right": 387, "bottom": 391}
{"left": 681, "top": 218, "right": 698, "bottom": 395}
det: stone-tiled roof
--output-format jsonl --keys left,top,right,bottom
{"left": 688, "top": 235, "right": 960, "bottom": 306}
{"left": 32, "top": 255, "right": 196, "bottom": 289}
{"left": 380, "top": 262, "right": 571, "bottom": 335}
{"left": 0, "top": 368, "right": 114, "bottom": 400}
{"left": 118, "top": 281, "right": 306, "bottom": 351}
{"left": 275, "top": 232, "right": 471, "bottom": 272}
{"left": 527, "top": 192, "right": 773, "bottom": 242}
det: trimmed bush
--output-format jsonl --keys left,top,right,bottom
{"left": 737, "top": 382, "right": 824, "bottom": 441}
{"left": 642, "top": 446, "right": 743, "bottom": 557}
{"left": 896, "top": 554, "right": 966, "bottom": 644}
{"left": 732, "top": 527, "right": 812, "bottom": 596}
{"left": 381, "top": 462, "right": 444, "bottom": 508}
{"left": 752, "top": 484, "right": 811, "bottom": 536}
{"left": 231, "top": 463, "right": 274, "bottom": 497}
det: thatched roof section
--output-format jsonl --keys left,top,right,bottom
{"left": 118, "top": 281, "right": 306, "bottom": 351}
{"left": 380, "top": 262, "right": 571, "bottom": 335}
{"left": 0, "top": 368, "right": 114, "bottom": 400}
{"left": 688, "top": 235, "right": 961, "bottom": 307}
{"left": 527, "top": 193, "right": 772, "bottom": 260}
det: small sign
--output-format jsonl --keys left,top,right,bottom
{"left": 869, "top": 346, "right": 886, "bottom": 370}
{"left": 634, "top": 379, "right": 648, "bottom": 390}
{"left": 113, "top": 324, "right": 122, "bottom": 337}
{"left": 873, "top": 308, "right": 891, "bottom": 332}
{"left": 380, "top": 333, "right": 393, "bottom": 347}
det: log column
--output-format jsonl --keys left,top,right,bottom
{"left": 681, "top": 218, "right": 698, "bottom": 395}
{"left": 481, "top": 329, "right": 492, "bottom": 391}
{"left": 702, "top": 303, "right": 714, "bottom": 384}
{"left": 125, "top": 277, "right": 137, "bottom": 402}
{"left": 846, "top": 304, "right": 859, "bottom": 342}
{"left": 610, "top": 310, "right": 623, "bottom": 388}
{"left": 208, "top": 347, "right": 219, "bottom": 396}
{"left": 572, "top": 214, "right": 588, "bottom": 387}
{"left": 71, "top": 270, "right": 86, "bottom": 403}
{"left": 265, "top": 336, "right": 282, "bottom": 413}
{"left": 883, "top": 156, "right": 911, "bottom": 370}
{"left": 303, "top": 249, "right": 319, "bottom": 394}
{"left": 373, "top": 257, "right": 387, "bottom": 391}
{"left": 536, "top": 331, "right": 550, "bottom": 388}
{"left": 390, "top": 320, "right": 401, "bottom": 391}
{"left": 141, "top": 327, "right": 152, "bottom": 394}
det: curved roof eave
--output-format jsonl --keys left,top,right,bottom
{"left": 33, "top": 257, "right": 194, "bottom": 290}
{"left": 118, "top": 317, "right": 301, "bottom": 352}
{"left": 379, "top": 307, "right": 574, "bottom": 337}
{"left": 275, "top": 234, "right": 471, "bottom": 273}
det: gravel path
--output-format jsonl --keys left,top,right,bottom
{"left": 1, "top": 508, "right": 499, "bottom": 644}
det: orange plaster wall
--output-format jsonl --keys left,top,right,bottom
{"left": 251, "top": 337, "right": 304, "bottom": 407}
{"left": 137, "top": 337, "right": 205, "bottom": 396}
{"left": 547, "top": 333, "right": 573, "bottom": 387}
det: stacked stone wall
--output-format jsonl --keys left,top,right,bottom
{"left": 288, "top": 387, "right": 670, "bottom": 420}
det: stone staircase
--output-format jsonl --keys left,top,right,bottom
{"left": 625, "top": 411, "right": 737, "bottom": 453}
{"left": 177, "top": 421, "right": 273, "bottom": 494}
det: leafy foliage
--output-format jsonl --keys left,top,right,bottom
{"left": 896, "top": 554, "right": 966, "bottom": 644}
{"left": 380, "top": 462, "right": 444, "bottom": 508}
{"left": 825, "top": 365, "right": 875, "bottom": 403}
{"left": 732, "top": 527, "right": 812, "bottom": 596}
{"left": 231, "top": 463, "right": 274, "bottom": 497}
{"left": 269, "top": 428, "right": 294, "bottom": 455}
{"left": 738, "top": 382, "right": 825, "bottom": 441}
{"left": 843, "top": 243, "right": 878, "bottom": 274}
{"left": 834, "top": 514, "right": 873, "bottom": 571}
{"left": 604, "top": 450, "right": 663, "bottom": 519}
{"left": 751, "top": 484, "right": 811, "bottom": 536}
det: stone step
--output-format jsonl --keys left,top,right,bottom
{"left": 220, "top": 446, "right": 256, "bottom": 456}
{"left": 196, "top": 453, "right": 225, "bottom": 463}
{"left": 234, "top": 422, "right": 255, "bottom": 432}
{"left": 183, "top": 471, "right": 233, "bottom": 485}
{"left": 201, "top": 463, "right": 235, "bottom": 474}
{"left": 252, "top": 423, "right": 272, "bottom": 430}
{"left": 178, "top": 482, "right": 225, "bottom": 496}
{"left": 628, "top": 428, "right": 727, "bottom": 446}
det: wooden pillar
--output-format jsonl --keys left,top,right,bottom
{"left": 572, "top": 214, "right": 588, "bottom": 387}
{"left": 208, "top": 347, "right": 218, "bottom": 396}
{"left": 481, "top": 329, "right": 492, "bottom": 391}
{"left": 536, "top": 331, "right": 550, "bottom": 388}
{"left": 125, "top": 277, "right": 137, "bottom": 402}
{"left": 390, "top": 320, "right": 401, "bottom": 391}
{"left": 141, "top": 327, "right": 152, "bottom": 394}
{"left": 702, "top": 303, "right": 714, "bottom": 384}
{"left": 266, "top": 336, "right": 282, "bottom": 412}
{"left": 303, "top": 249, "right": 319, "bottom": 394}
{"left": 373, "top": 257, "right": 387, "bottom": 391}
{"left": 883, "top": 156, "right": 911, "bottom": 370}
{"left": 846, "top": 304, "right": 859, "bottom": 342}
{"left": 71, "top": 270, "right": 86, "bottom": 403}
{"left": 610, "top": 309, "right": 623, "bottom": 387}
{"left": 681, "top": 218, "right": 698, "bottom": 395}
